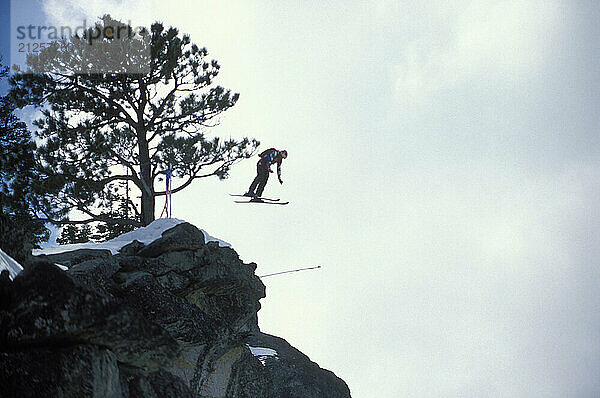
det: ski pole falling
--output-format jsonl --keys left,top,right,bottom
{"left": 259, "top": 266, "right": 322, "bottom": 278}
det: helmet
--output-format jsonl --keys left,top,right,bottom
{"left": 280, "top": 150, "right": 288, "bottom": 159}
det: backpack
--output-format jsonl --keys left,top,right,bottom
{"left": 259, "top": 148, "right": 278, "bottom": 158}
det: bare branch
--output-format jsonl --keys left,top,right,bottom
{"left": 155, "top": 164, "right": 230, "bottom": 196}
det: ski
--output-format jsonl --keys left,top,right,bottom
{"left": 234, "top": 200, "right": 289, "bottom": 205}
{"left": 229, "top": 194, "right": 280, "bottom": 201}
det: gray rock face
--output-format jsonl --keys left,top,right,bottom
{"left": 3, "top": 262, "right": 179, "bottom": 368}
{"left": 34, "top": 248, "right": 112, "bottom": 269}
{"left": 1, "top": 345, "right": 122, "bottom": 398}
{"left": 119, "top": 240, "right": 145, "bottom": 256}
{"left": 247, "top": 333, "right": 352, "bottom": 398}
{"left": 137, "top": 222, "right": 205, "bottom": 258}
{"left": 0, "top": 222, "right": 351, "bottom": 397}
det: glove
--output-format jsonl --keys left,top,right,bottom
{"left": 279, "top": 178, "right": 283, "bottom": 184}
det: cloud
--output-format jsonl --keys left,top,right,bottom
{"left": 41, "top": 0, "right": 155, "bottom": 30}
{"left": 392, "top": 0, "right": 562, "bottom": 103}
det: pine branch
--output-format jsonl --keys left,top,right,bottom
{"left": 74, "top": 81, "right": 138, "bottom": 127}
{"left": 36, "top": 216, "right": 142, "bottom": 227}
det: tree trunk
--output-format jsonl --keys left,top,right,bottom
{"left": 137, "top": 79, "right": 155, "bottom": 226}
{"left": 138, "top": 134, "right": 154, "bottom": 226}
{"left": 140, "top": 187, "right": 155, "bottom": 226}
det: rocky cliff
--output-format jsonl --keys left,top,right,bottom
{"left": 0, "top": 222, "right": 351, "bottom": 397}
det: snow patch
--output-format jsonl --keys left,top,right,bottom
{"left": 33, "top": 218, "right": 231, "bottom": 256}
{"left": 0, "top": 249, "right": 23, "bottom": 279}
{"left": 247, "top": 345, "right": 279, "bottom": 366}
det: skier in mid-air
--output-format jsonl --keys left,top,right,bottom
{"left": 245, "top": 148, "right": 288, "bottom": 201}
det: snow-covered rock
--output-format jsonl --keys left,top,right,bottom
{"left": 247, "top": 345, "right": 279, "bottom": 366}
{"left": 0, "top": 248, "right": 23, "bottom": 279}
{"left": 247, "top": 346, "right": 278, "bottom": 358}
{"left": 33, "top": 218, "right": 231, "bottom": 256}
{"left": 2, "top": 220, "right": 351, "bottom": 398}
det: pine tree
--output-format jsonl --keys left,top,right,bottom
{"left": 0, "top": 60, "right": 51, "bottom": 263}
{"left": 92, "top": 179, "right": 136, "bottom": 241}
{"left": 10, "top": 16, "right": 259, "bottom": 227}
{"left": 56, "top": 224, "right": 92, "bottom": 245}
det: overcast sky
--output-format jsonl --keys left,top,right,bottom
{"left": 6, "top": 1, "right": 600, "bottom": 396}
